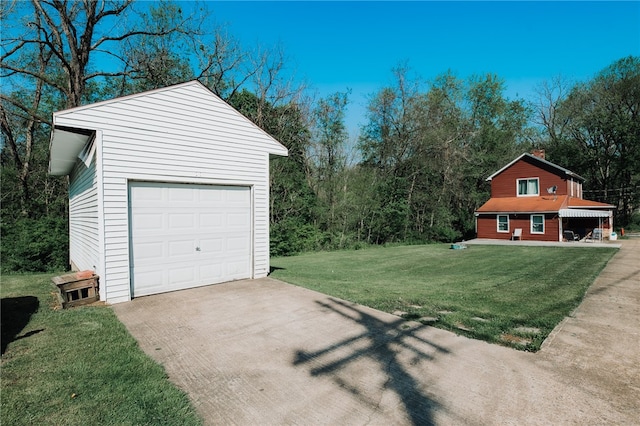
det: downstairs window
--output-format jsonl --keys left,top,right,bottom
{"left": 497, "top": 215, "right": 509, "bottom": 232}
{"left": 531, "top": 214, "right": 544, "bottom": 234}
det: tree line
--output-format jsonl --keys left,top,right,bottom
{"left": 2, "top": 1, "right": 639, "bottom": 272}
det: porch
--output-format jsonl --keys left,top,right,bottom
{"left": 464, "top": 238, "right": 621, "bottom": 248}
{"left": 559, "top": 208, "right": 613, "bottom": 242}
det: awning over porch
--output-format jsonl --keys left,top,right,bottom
{"left": 559, "top": 208, "right": 612, "bottom": 218}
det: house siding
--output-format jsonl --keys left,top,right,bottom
{"left": 567, "top": 178, "right": 582, "bottom": 199}
{"left": 68, "top": 155, "right": 100, "bottom": 274}
{"left": 477, "top": 214, "right": 560, "bottom": 241}
{"left": 54, "top": 82, "right": 284, "bottom": 303}
{"left": 491, "top": 157, "right": 568, "bottom": 198}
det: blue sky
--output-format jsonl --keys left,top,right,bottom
{"left": 204, "top": 1, "right": 640, "bottom": 136}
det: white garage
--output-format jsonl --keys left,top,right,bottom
{"left": 48, "top": 81, "right": 288, "bottom": 303}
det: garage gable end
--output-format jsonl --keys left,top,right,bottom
{"left": 50, "top": 81, "right": 288, "bottom": 175}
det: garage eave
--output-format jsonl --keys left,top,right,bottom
{"left": 269, "top": 145, "right": 289, "bottom": 157}
{"left": 49, "top": 126, "right": 95, "bottom": 176}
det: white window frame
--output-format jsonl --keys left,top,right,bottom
{"left": 517, "top": 177, "right": 539, "bottom": 197}
{"left": 497, "top": 215, "right": 509, "bottom": 233}
{"left": 531, "top": 214, "right": 545, "bottom": 234}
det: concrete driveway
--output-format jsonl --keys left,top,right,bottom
{"left": 113, "top": 240, "right": 639, "bottom": 425}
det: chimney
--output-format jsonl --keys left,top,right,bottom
{"left": 532, "top": 149, "right": 545, "bottom": 160}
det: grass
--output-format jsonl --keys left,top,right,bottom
{"left": 270, "top": 244, "right": 618, "bottom": 351}
{"left": 1, "top": 274, "right": 202, "bottom": 426}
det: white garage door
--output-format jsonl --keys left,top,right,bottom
{"left": 129, "top": 182, "right": 252, "bottom": 297}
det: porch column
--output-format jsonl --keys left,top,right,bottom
{"left": 558, "top": 216, "right": 563, "bottom": 242}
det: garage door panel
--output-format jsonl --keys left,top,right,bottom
{"left": 133, "top": 213, "right": 163, "bottom": 230}
{"left": 169, "top": 187, "right": 196, "bottom": 202}
{"left": 132, "top": 185, "right": 163, "bottom": 201}
{"left": 134, "top": 241, "right": 164, "bottom": 260}
{"left": 227, "top": 236, "right": 250, "bottom": 252}
{"left": 169, "top": 266, "right": 195, "bottom": 285}
{"left": 130, "top": 182, "right": 251, "bottom": 297}
{"left": 226, "top": 260, "right": 250, "bottom": 277}
{"left": 199, "top": 264, "right": 223, "bottom": 282}
{"left": 199, "top": 238, "right": 224, "bottom": 253}
{"left": 228, "top": 212, "right": 250, "bottom": 227}
{"left": 168, "top": 240, "right": 195, "bottom": 257}
{"left": 134, "top": 269, "right": 163, "bottom": 289}
{"left": 225, "top": 186, "right": 250, "bottom": 202}
{"left": 168, "top": 213, "right": 195, "bottom": 229}
{"left": 198, "top": 189, "right": 224, "bottom": 204}
{"left": 199, "top": 213, "right": 223, "bottom": 228}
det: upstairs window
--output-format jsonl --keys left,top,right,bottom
{"left": 517, "top": 178, "right": 539, "bottom": 196}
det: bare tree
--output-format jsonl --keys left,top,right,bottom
{"left": 534, "top": 75, "right": 573, "bottom": 145}
{"left": 0, "top": 0, "right": 204, "bottom": 216}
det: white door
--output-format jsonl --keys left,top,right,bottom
{"left": 129, "top": 182, "right": 252, "bottom": 297}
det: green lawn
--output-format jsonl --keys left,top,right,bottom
{"left": 270, "top": 244, "right": 618, "bottom": 351}
{"left": 1, "top": 274, "right": 202, "bottom": 426}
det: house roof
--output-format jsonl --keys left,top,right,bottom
{"left": 486, "top": 153, "right": 585, "bottom": 182}
{"left": 475, "top": 195, "right": 614, "bottom": 214}
{"left": 567, "top": 197, "right": 615, "bottom": 209}
{"left": 476, "top": 195, "right": 566, "bottom": 214}
{"left": 49, "top": 80, "right": 288, "bottom": 176}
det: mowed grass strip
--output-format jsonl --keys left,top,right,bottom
{"left": 270, "top": 244, "right": 617, "bottom": 351}
{"left": 1, "top": 274, "right": 202, "bottom": 426}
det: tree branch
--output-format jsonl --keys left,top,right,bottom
{"left": 0, "top": 62, "right": 67, "bottom": 95}
{"left": 0, "top": 94, "right": 52, "bottom": 126}
{"left": 0, "top": 104, "right": 23, "bottom": 170}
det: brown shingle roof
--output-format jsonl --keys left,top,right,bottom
{"left": 567, "top": 197, "right": 615, "bottom": 209}
{"left": 475, "top": 195, "right": 614, "bottom": 214}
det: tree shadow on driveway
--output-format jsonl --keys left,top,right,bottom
{"left": 293, "top": 297, "right": 450, "bottom": 425}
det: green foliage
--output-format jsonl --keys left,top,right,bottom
{"left": 357, "top": 67, "right": 529, "bottom": 246}
{"left": 624, "top": 211, "right": 640, "bottom": 231}
{"left": 270, "top": 218, "right": 327, "bottom": 256}
{"left": 120, "top": 0, "right": 195, "bottom": 92}
{"left": 228, "top": 90, "right": 323, "bottom": 256}
{"left": 2, "top": 0, "right": 634, "bottom": 268}
{"left": 542, "top": 56, "right": 640, "bottom": 226}
{"left": 1, "top": 217, "right": 69, "bottom": 273}
{"left": 271, "top": 244, "right": 617, "bottom": 351}
{"left": 311, "top": 91, "right": 350, "bottom": 232}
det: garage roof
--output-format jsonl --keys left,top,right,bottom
{"left": 48, "top": 81, "right": 289, "bottom": 177}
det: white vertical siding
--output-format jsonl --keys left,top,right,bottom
{"left": 55, "top": 82, "right": 287, "bottom": 303}
{"left": 68, "top": 155, "right": 99, "bottom": 274}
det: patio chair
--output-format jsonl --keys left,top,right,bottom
{"left": 586, "top": 228, "right": 603, "bottom": 242}
{"left": 563, "top": 230, "right": 579, "bottom": 242}
{"left": 511, "top": 228, "right": 522, "bottom": 241}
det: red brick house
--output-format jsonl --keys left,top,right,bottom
{"left": 475, "top": 151, "right": 615, "bottom": 242}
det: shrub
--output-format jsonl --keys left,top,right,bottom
{"left": 270, "top": 219, "right": 326, "bottom": 256}
{"left": 1, "top": 216, "right": 69, "bottom": 273}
